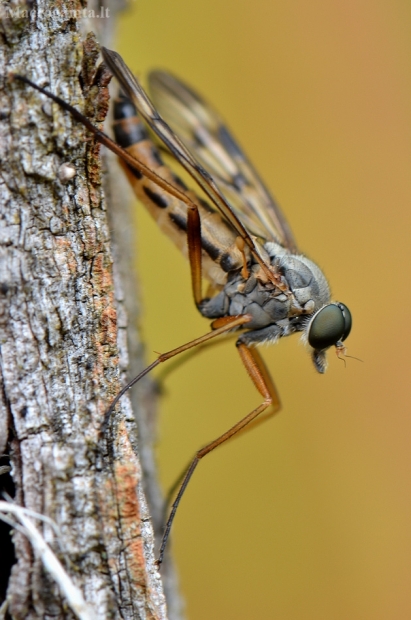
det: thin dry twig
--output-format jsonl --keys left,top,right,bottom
{"left": 0, "top": 501, "right": 96, "bottom": 620}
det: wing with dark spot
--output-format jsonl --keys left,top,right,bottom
{"left": 148, "top": 70, "right": 298, "bottom": 252}
{"left": 102, "top": 47, "right": 278, "bottom": 281}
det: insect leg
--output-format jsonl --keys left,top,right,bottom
{"left": 186, "top": 202, "right": 203, "bottom": 306}
{"left": 12, "top": 75, "right": 204, "bottom": 214}
{"left": 102, "top": 47, "right": 279, "bottom": 285}
{"left": 103, "top": 314, "right": 252, "bottom": 434}
{"left": 157, "top": 342, "right": 280, "bottom": 566}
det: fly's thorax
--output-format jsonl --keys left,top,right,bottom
{"left": 199, "top": 266, "right": 288, "bottom": 328}
{"left": 200, "top": 244, "right": 331, "bottom": 332}
{"left": 264, "top": 242, "right": 331, "bottom": 311}
{"left": 201, "top": 243, "right": 327, "bottom": 329}
{"left": 282, "top": 254, "right": 331, "bottom": 308}
{"left": 226, "top": 269, "right": 291, "bottom": 329}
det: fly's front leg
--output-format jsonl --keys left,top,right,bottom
{"left": 236, "top": 343, "right": 281, "bottom": 413}
{"left": 158, "top": 341, "right": 281, "bottom": 566}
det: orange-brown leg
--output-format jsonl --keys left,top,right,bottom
{"left": 13, "top": 76, "right": 207, "bottom": 218}
{"left": 157, "top": 342, "right": 281, "bottom": 566}
{"left": 102, "top": 314, "right": 252, "bottom": 433}
{"left": 186, "top": 202, "right": 203, "bottom": 306}
{"left": 103, "top": 194, "right": 237, "bottom": 431}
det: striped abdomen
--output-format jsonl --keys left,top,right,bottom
{"left": 113, "top": 94, "right": 247, "bottom": 287}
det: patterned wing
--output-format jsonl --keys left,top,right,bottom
{"left": 148, "top": 70, "right": 298, "bottom": 252}
{"left": 102, "top": 47, "right": 283, "bottom": 282}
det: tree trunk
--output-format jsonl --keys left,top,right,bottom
{"left": 0, "top": 2, "right": 180, "bottom": 618}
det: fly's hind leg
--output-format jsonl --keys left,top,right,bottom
{"left": 158, "top": 341, "right": 281, "bottom": 566}
{"left": 186, "top": 200, "right": 204, "bottom": 307}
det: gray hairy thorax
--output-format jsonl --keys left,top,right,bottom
{"left": 199, "top": 241, "right": 331, "bottom": 346}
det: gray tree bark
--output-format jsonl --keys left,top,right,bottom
{"left": 0, "top": 2, "right": 182, "bottom": 618}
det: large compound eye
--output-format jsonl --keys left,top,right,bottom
{"left": 308, "top": 303, "right": 350, "bottom": 350}
{"left": 338, "top": 302, "right": 352, "bottom": 342}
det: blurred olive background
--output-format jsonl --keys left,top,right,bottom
{"left": 115, "top": 2, "right": 411, "bottom": 619}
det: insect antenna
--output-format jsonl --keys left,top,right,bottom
{"left": 337, "top": 354, "right": 363, "bottom": 365}
{"left": 336, "top": 345, "right": 363, "bottom": 366}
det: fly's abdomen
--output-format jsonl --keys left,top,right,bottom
{"left": 112, "top": 94, "right": 245, "bottom": 287}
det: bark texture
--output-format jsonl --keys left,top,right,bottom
{"left": 0, "top": 1, "right": 171, "bottom": 618}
